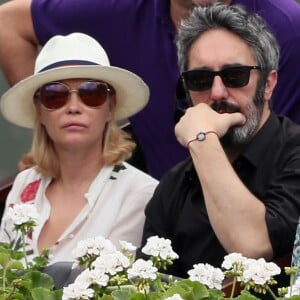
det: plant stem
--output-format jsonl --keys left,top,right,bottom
{"left": 144, "top": 288, "right": 148, "bottom": 300}
{"left": 21, "top": 229, "right": 28, "bottom": 268}
{"left": 266, "top": 285, "right": 278, "bottom": 300}
{"left": 230, "top": 276, "right": 237, "bottom": 299}
{"left": 289, "top": 273, "right": 295, "bottom": 297}
{"left": 2, "top": 265, "right": 7, "bottom": 291}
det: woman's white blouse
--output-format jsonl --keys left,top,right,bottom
{"left": 0, "top": 162, "right": 158, "bottom": 264}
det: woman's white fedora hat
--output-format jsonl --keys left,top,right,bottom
{"left": 0, "top": 32, "right": 149, "bottom": 128}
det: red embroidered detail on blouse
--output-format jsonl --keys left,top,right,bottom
{"left": 20, "top": 179, "right": 41, "bottom": 203}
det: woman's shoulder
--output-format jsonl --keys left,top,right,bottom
{"left": 14, "top": 166, "right": 42, "bottom": 181}
{"left": 12, "top": 167, "right": 47, "bottom": 192}
{"left": 6, "top": 167, "right": 48, "bottom": 205}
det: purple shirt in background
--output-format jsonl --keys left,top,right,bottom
{"left": 31, "top": 0, "right": 300, "bottom": 179}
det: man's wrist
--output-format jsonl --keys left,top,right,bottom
{"left": 187, "top": 131, "right": 218, "bottom": 148}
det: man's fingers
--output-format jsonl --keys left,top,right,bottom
{"left": 224, "top": 112, "right": 246, "bottom": 127}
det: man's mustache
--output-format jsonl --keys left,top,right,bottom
{"left": 211, "top": 101, "right": 241, "bottom": 114}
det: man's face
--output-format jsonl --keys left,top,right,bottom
{"left": 186, "top": 28, "right": 269, "bottom": 147}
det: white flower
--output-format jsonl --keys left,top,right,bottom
{"left": 92, "top": 251, "right": 130, "bottom": 275}
{"left": 127, "top": 258, "right": 158, "bottom": 280}
{"left": 285, "top": 277, "right": 300, "bottom": 297}
{"left": 62, "top": 281, "right": 94, "bottom": 300}
{"left": 188, "top": 263, "right": 224, "bottom": 290}
{"left": 72, "top": 236, "right": 116, "bottom": 259}
{"left": 74, "top": 269, "right": 109, "bottom": 287}
{"left": 165, "top": 293, "right": 184, "bottom": 300}
{"left": 5, "top": 203, "right": 39, "bottom": 225}
{"left": 119, "top": 240, "right": 137, "bottom": 252}
{"left": 141, "top": 236, "right": 179, "bottom": 260}
{"left": 222, "top": 253, "right": 247, "bottom": 270}
{"left": 67, "top": 237, "right": 286, "bottom": 299}
{"left": 243, "top": 258, "right": 281, "bottom": 285}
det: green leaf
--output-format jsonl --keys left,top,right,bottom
{"left": 112, "top": 287, "right": 140, "bottom": 300}
{"left": 0, "top": 291, "right": 24, "bottom": 300}
{"left": 147, "top": 291, "right": 164, "bottom": 300}
{"left": 11, "top": 251, "right": 26, "bottom": 260}
{"left": 31, "top": 256, "right": 48, "bottom": 268}
{"left": 100, "top": 295, "right": 115, "bottom": 300}
{"left": 129, "top": 292, "right": 146, "bottom": 300}
{"left": 31, "top": 287, "right": 63, "bottom": 300}
{"left": 22, "top": 270, "right": 55, "bottom": 290}
{"left": 0, "top": 242, "right": 11, "bottom": 249}
{"left": 235, "top": 290, "right": 260, "bottom": 300}
{"left": 0, "top": 253, "right": 10, "bottom": 268}
{"left": 167, "top": 279, "right": 224, "bottom": 300}
{"left": 164, "top": 285, "right": 193, "bottom": 299}
{"left": 7, "top": 259, "right": 24, "bottom": 271}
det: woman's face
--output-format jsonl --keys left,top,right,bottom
{"left": 35, "top": 78, "right": 116, "bottom": 152}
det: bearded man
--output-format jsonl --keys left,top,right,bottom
{"left": 138, "top": 3, "right": 300, "bottom": 278}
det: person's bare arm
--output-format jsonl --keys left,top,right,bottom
{"left": 0, "top": 0, "right": 39, "bottom": 85}
{"left": 175, "top": 103, "right": 273, "bottom": 260}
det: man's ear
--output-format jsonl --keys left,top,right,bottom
{"left": 264, "top": 70, "right": 278, "bottom": 101}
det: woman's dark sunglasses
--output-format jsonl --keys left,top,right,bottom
{"left": 181, "top": 65, "right": 261, "bottom": 91}
{"left": 34, "top": 80, "right": 114, "bottom": 110}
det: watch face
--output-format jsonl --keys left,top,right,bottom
{"left": 196, "top": 132, "right": 206, "bottom": 141}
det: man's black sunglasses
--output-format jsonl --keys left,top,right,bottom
{"left": 181, "top": 65, "right": 261, "bottom": 91}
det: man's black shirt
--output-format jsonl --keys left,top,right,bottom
{"left": 138, "top": 113, "right": 300, "bottom": 278}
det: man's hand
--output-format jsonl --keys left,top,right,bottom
{"left": 174, "top": 103, "right": 246, "bottom": 147}
{"left": 177, "top": 102, "right": 272, "bottom": 259}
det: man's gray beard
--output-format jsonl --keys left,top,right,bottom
{"left": 220, "top": 83, "right": 265, "bottom": 148}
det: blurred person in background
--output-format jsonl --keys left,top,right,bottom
{"left": 0, "top": 0, "right": 299, "bottom": 179}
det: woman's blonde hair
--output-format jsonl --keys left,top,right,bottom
{"left": 20, "top": 115, "right": 135, "bottom": 179}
